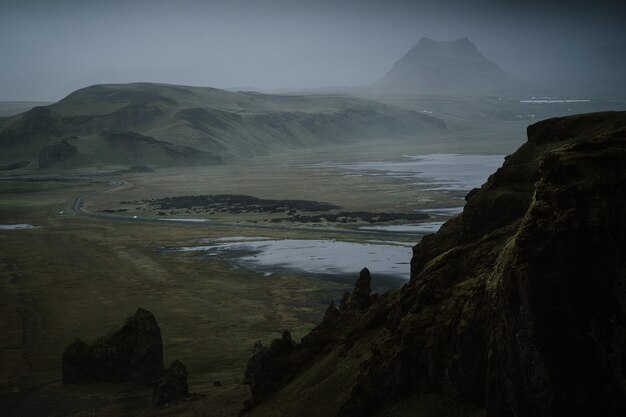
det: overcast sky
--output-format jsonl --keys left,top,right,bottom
{"left": 1, "top": 0, "right": 625, "bottom": 101}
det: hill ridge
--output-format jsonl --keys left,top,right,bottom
{"left": 0, "top": 83, "right": 445, "bottom": 168}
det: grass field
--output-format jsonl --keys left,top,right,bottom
{"left": 0, "top": 179, "right": 345, "bottom": 415}
{"left": 0, "top": 124, "right": 526, "bottom": 416}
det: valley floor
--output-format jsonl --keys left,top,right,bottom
{"left": 0, "top": 124, "right": 526, "bottom": 416}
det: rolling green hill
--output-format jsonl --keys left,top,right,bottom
{"left": 0, "top": 83, "right": 445, "bottom": 169}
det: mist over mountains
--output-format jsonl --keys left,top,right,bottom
{"left": 373, "top": 37, "right": 527, "bottom": 94}
{"left": 2, "top": 3, "right": 626, "bottom": 416}
{"left": 2, "top": 0, "right": 625, "bottom": 101}
{"left": 2, "top": 30, "right": 624, "bottom": 170}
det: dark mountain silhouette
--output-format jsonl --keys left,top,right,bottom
{"left": 241, "top": 111, "right": 626, "bottom": 417}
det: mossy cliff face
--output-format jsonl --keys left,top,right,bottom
{"left": 243, "top": 112, "right": 626, "bottom": 417}
{"left": 486, "top": 124, "right": 626, "bottom": 416}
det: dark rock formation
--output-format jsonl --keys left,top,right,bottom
{"left": 321, "top": 300, "right": 340, "bottom": 325}
{"left": 242, "top": 269, "right": 387, "bottom": 414}
{"left": 153, "top": 360, "right": 189, "bottom": 407}
{"left": 345, "top": 268, "right": 373, "bottom": 310}
{"left": 300, "top": 301, "right": 343, "bottom": 352}
{"left": 486, "top": 132, "right": 626, "bottom": 416}
{"left": 62, "top": 307, "right": 164, "bottom": 385}
{"left": 242, "top": 111, "right": 626, "bottom": 417}
{"left": 242, "top": 331, "right": 297, "bottom": 410}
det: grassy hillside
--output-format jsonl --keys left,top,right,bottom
{"left": 0, "top": 83, "right": 445, "bottom": 169}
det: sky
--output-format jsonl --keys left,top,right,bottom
{"left": 1, "top": 0, "right": 625, "bottom": 101}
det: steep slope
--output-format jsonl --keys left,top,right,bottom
{"left": 374, "top": 37, "right": 526, "bottom": 95}
{"left": 242, "top": 111, "right": 626, "bottom": 417}
{"left": 0, "top": 83, "right": 445, "bottom": 168}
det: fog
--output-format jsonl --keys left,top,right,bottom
{"left": 1, "top": 0, "right": 625, "bottom": 101}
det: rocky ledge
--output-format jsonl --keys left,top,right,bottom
{"left": 240, "top": 111, "right": 626, "bottom": 417}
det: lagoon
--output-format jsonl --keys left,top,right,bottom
{"left": 174, "top": 237, "right": 413, "bottom": 284}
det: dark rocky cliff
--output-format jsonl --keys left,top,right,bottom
{"left": 242, "top": 111, "right": 626, "bottom": 417}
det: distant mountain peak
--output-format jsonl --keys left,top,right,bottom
{"left": 449, "top": 36, "right": 477, "bottom": 51}
{"left": 375, "top": 37, "right": 524, "bottom": 95}
{"left": 416, "top": 36, "right": 473, "bottom": 47}
{"left": 406, "top": 37, "right": 479, "bottom": 58}
{"left": 452, "top": 36, "right": 472, "bottom": 45}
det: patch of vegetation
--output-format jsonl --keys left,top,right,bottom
{"left": 0, "top": 179, "right": 77, "bottom": 193}
{"left": 271, "top": 211, "right": 429, "bottom": 224}
{"left": 127, "top": 194, "right": 340, "bottom": 213}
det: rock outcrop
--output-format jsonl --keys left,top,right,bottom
{"left": 242, "top": 268, "right": 384, "bottom": 413}
{"left": 341, "top": 267, "right": 373, "bottom": 311}
{"left": 242, "top": 331, "right": 297, "bottom": 410}
{"left": 153, "top": 360, "right": 189, "bottom": 407}
{"left": 242, "top": 111, "right": 626, "bottom": 417}
{"left": 62, "top": 307, "right": 164, "bottom": 385}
